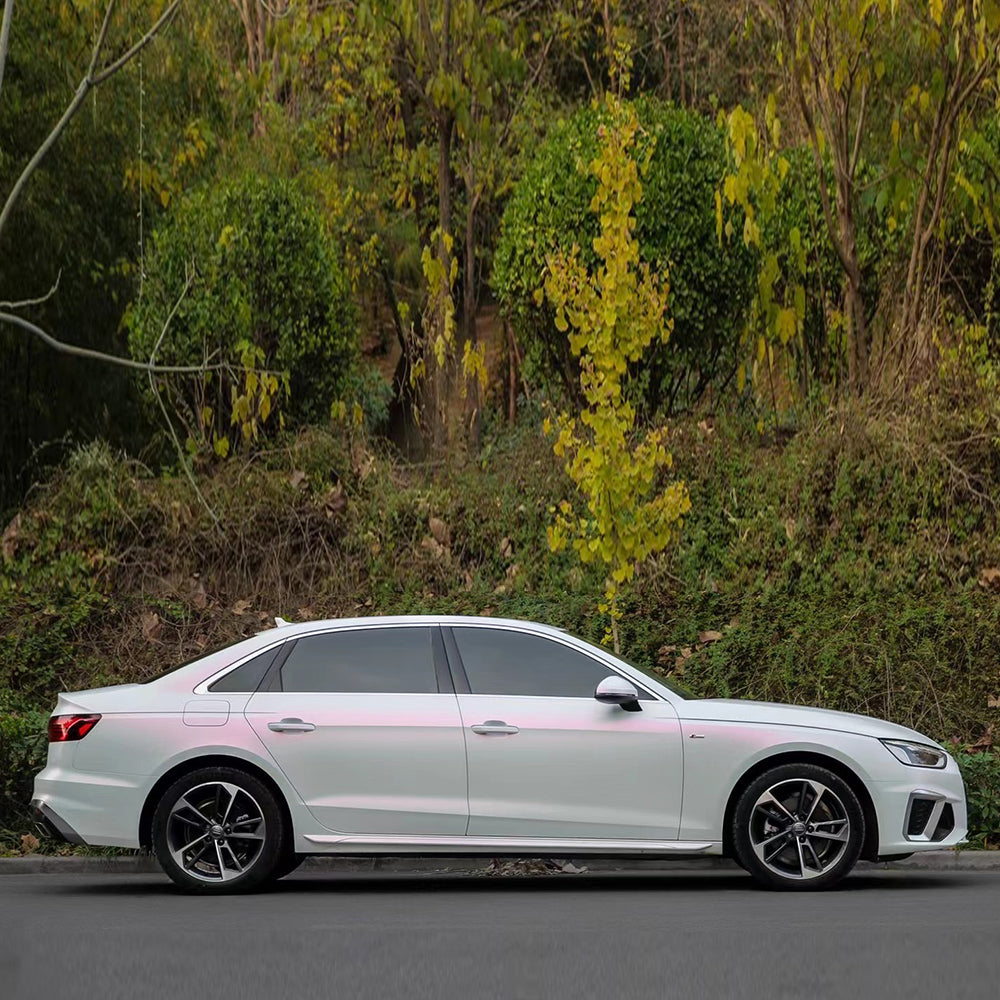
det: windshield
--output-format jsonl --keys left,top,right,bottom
{"left": 576, "top": 635, "right": 695, "bottom": 699}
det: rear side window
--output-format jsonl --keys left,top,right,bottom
{"left": 280, "top": 627, "right": 438, "bottom": 693}
{"left": 452, "top": 627, "right": 647, "bottom": 699}
{"left": 209, "top": 646, "right": 281, "bottom": 692}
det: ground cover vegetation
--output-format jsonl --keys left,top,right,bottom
{"left": 1, "top": 0, "right": 999, "bottom": 849}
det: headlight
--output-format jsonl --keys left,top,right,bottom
{"left": 881, "top": 739, "right": 948, "bottom": 768}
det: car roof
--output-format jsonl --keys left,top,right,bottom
{"left": 263, "top": 614, "right": 570, "bottom": 640}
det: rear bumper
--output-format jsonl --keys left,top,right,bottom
{"left": 30, "top": 799, "right": 86, "bottom": 846}
{"left": 32, "top": 764, "right": 146, "bottom": 848}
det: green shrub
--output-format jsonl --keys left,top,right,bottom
{"left": 125, "top": 170, "right": 358, "bottom": 438}
{"left": 2, "top": 403, "right": 999, "bottom": 848}
{"left": 954, "top": 751, "right": 1000, "bottom": 848}
{"left": 493, "top": 98, "right": 757, "bottom": 415}
{"left": 0, "top": 711, "right": 48, "bottom": 842}
{"left": 634, "top": 402, "right": 1000, "bottom": 741}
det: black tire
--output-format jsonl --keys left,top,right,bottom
{"left": 152, "top": 766, "right": 286, "bottom": 894}
{"left": 731, "top": 763, "right": 865, "bottom": 891}
{"left": 271, "top": 849, "right": 307, "bottom": 881}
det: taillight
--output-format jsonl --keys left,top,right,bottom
{"left": 48, "top": 714, "right": 101, "bottom": 742}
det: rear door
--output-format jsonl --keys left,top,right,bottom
{"left": 245, "top": 624, "right": 467, "bottom": 836}
{"left": 448, "top": 625, "right": 684, "bottom": 841}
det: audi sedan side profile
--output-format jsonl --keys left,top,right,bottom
{"left": 31, "top": 615, "right": 966, "bottom": 892}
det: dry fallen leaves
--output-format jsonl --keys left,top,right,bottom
{"left": 141, "top": 611, "right": 162, "bottom": 642}
{"left": 428, "top": 516, "right": 451, "bottom": 548}
{"left": 2, "top": 513, "right": 22, "bottom": 561}
{"left": 190, "top": 578, "right": 208, "bottom": 610}
{"left": 978, "top": 567, "right": 1000, "bottom": 592}
{"left": 20, "top": 833, "right": 40, "bottom": 855}
{"left": 420, "top": 535, "right": 448, "bottom": 560}
{"left": 324, "top": 483, "right": 347, "bottom": 519}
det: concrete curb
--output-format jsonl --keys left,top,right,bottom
{"left": 0, "top": 850, "right": 996, "bottom": 876}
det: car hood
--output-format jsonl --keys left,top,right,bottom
{"left": 678, "top": 698, "right": 942, "bottom": 747}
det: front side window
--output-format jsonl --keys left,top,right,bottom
{"left": 280, "top": 627, "right": 437, "bottom": 694}
{"left": 452, "top": 627, "right": 649, "bottom": 699}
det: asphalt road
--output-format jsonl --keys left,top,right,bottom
{"left": 1, "top": 870, "right": 998, "bottom": 1000}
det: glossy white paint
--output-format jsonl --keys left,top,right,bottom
{"left": 245, "top": 691, "right": 468, "bottom": 835}
{"left": 458, "top": 694, "right": 683, "bottom": 839}
{"left": 31, "top": 615, "right": 968, "bottom": 868}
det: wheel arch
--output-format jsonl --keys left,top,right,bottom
{"left": 720, "top": 750, "right": 880, "bottom": 863}
{"left": 138, "top": 754, "right": 294, "bottom": 851}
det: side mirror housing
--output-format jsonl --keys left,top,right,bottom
{"left": 594, "top": 675, "right": 642, "bottom": 713}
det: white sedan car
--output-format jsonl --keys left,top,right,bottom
{"left": 32, "top": 615, "right": 966, "bottom": 893}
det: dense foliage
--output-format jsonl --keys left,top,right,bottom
{"left": 4, "top": 1, "right": 1000, "bottom": 854}
{"left": 126, "top": 171, "right": 357, "bottom": 446}
{"left": 494, "top": 97, "right": 757, "bottom": 414}
{"left": 2, "top": 392, "right": 999, "bottom": 846}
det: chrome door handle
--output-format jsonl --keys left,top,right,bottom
{"left": 471, "top": 720, "right": 519, "bottom": 736}
{"left": 268, "top": 718, "right": 316, "bottom": 733}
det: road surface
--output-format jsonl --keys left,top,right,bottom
{"left": 1, "top": 869, "right": 997, "bottom": 999}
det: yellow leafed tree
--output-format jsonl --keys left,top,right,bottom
{"left": 542, "top": 93, "right": 691, "bottom": 652}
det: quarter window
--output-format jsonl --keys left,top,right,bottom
{"left": 208, "top": 646, "right": 281, "bottom": 693}
{"left": 452, "top": 627, "right": 647, "bottom": 699}
{"left": 280, "top": 627, "right": 438, "bottom": 693}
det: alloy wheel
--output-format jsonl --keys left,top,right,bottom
{"left": 749, "top": 778, "right": 851, "bottom": 881}
{"left": 165, "top": 781, "right": 267, "bottom": 883}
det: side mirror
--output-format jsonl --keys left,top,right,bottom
{"left": 594, "top": 675, "right": 642, "bottom": 713}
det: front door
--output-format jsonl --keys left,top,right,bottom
{"left": 448, "top": 625, "right": 684, "bottom": 841}
{"left": 246, "top": 625, "right": 467, "bottom": 836}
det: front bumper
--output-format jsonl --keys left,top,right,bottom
{"left": 870, "top": 762, "right": 968, "bottom": 856}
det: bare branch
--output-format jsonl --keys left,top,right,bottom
{"left": 87, "top": 0, "right": 117, "bottom": 79}
{"left": 0, "top": 269, "right": 60, "bottom": 310}
{"left": 146, "top": 271, "right": 221, "bottom": 526}
{"left": 0, "top": 0, "right": 14, "bottom": 104}
{"left": 92, "top": 0, "right": 183, "bottom": 86}
{"left": 0, "top": 310, "right": 229, "bottom": 375}
{"left": 0, "top": 0, "right": 183, "bottom": 245}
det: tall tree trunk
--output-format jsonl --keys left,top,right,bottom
{"left": 836, "top": 187, "right": 867, "bottom": 391}
{"left": 433, "top": 108, "right": 453, "bottom": 454}
{"left": 678, "top": 5, "right": 686, "bottom": 106}
{"left": 428, "top": 0, "right": 454, "bottom": 455}
{"left": 464, "top": 198, "right": 481, "bottom": 448}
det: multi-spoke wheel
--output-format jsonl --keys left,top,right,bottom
{"left": 152, "top": 767, "right": 286, "bottom": 893}
{"left": 732, "top": 763, "right": 865, "bottom": 890}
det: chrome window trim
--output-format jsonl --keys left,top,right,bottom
{"left": 447, "top": 620, "right": 665, "bottom": 702}
{"left": 193, "top": 638, "right": 289, "bottom": 694}
{"left": 193, "top": 618, "right": 666, "bottom": 702}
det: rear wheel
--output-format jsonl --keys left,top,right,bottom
{"left": 152, "top": 766, "right": 286, "bottom": 894}
{"left": 732, "top": 763, "right": 864, "bottom": 890}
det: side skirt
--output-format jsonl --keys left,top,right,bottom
{"left": 300, "top": 834, "right": 722, "bottom": 856}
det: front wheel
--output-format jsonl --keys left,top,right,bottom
{"left": 732, "top": 763, "right": 865, "bottom": 890}
{"left": 152, "top": 766, "right": 286, "bottom": 894}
